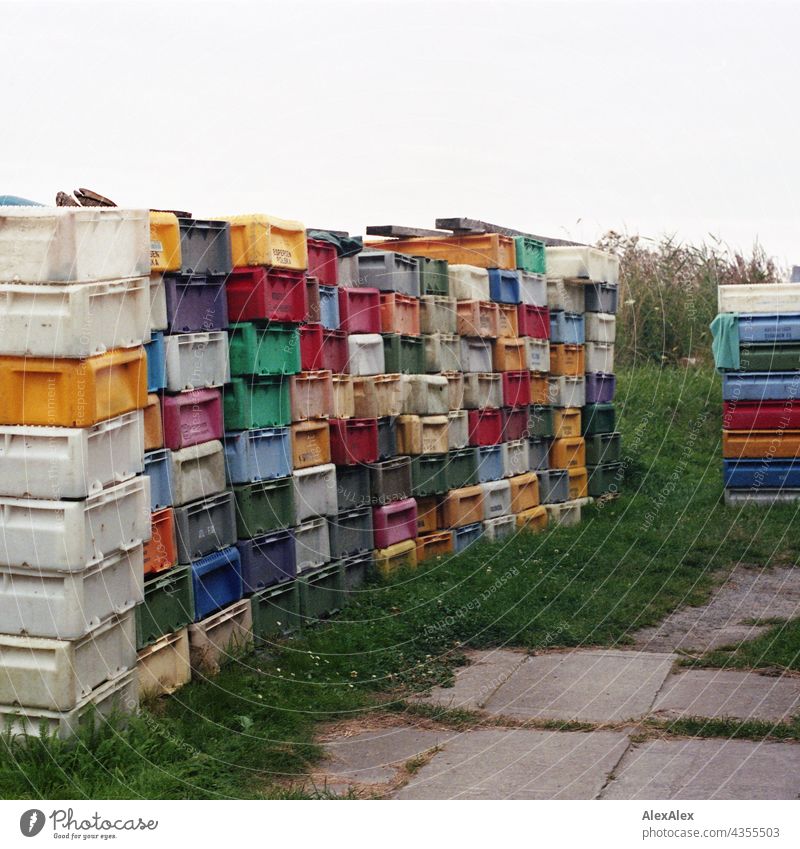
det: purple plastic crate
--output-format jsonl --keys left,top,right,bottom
{"left": 164, "top": 273, "right": 229, "bottom": 334}
{"left": 236, "top": 529, "right": 296, "bottom": 593}
{"left": 585, "top": 372, "right": 616, "bottom": 403}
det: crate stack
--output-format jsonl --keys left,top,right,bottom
{"left": 714, "top": 281, "right": 800, "bottom": 504}
{"left": 0, "top": 206, "right": 152, "bottom": 736}
{"left": 545, "top": 246, "right": 621, "bottom": 499}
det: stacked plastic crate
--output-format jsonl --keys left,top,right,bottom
{"left": 546, "top": 247, "right": 621, "bottom": 499}
{"left": 716, "top": 281, "right": 800, "bottom": 504}
{"left": 143, "top": 214, "right": 241, "bottom": 689}
{"left": 0, "top": 207, "right": 151, "bottom": 736}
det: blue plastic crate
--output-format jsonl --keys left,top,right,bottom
{"left": 723, "top": 458, "right": 800, "bottom": 490}
{"left": 738, "top": 313, "right": 800, "bottom": 344}
{"left": 224, "top": 427, "right": 292, "bottom": 484}
{"left": 319, "top": 285, "right": 340, "bottom": 330}
{"left": 585, "top": 282, "right": 619, "bottom": 314}
{"left": 722, "top": 371, "right": 800, "bottom": 402}
{"left": 191, "top": 545, "right": 243, "bottom": 621}
{"left": 143, "top": 448, "right": 173, "bottom": 509}
{"left": 476, "top": 444, "right": 504, "bottom": 483}
{"left": 144, "top": 331, "right": 166, "bottom": 392}
{"left": 453, "top": 522, "right": 483, "bottom": 553}
{"left": 538, "top": 468, "right": 569, "bottom": 503}
{"left": 236, "top": 530, "right": 296, "bottom": 594}
{"left": 488, "top": 269, "right": 521, "bottom": 304}
{"left": 550, "top": 310, "right": 585, "bottom": 344}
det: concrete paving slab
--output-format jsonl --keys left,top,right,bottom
{"left": 413, "top": 649, "right": 528, "bottom": 710}
{"left": 602, "top": 737, "right": 800, "bottom": 799}
{"left": 483, "top": 649, "right": 676, "bottom": 723}
{"left": 652, "top": 669, "right": 800, "bottom": 723}
{"left": 396, "top": 728, "right": 630, "bottom": 799}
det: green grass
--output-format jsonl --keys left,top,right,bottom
{"left": 646, "top": 716, "right": 800, "bottom": 743}
{"left": 688, "top": 618, "right": 800, "bottom": 672}
{"left": 1, "top": 363, "right": 799, "bottom": 799}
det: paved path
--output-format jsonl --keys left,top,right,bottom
{"left": 314, "top": 566, "right": 800, "bottom": 799}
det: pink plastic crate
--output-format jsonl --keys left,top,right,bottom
{"left": 307, "top": 238, "right": 339, "bottom": 287}
{"left": 162, "top": 387, "right": 223, "bottom": 450}
{"left": 372, "top": 497, "right": 418, "bottom": 548}
{"left": 338, "top": 287, "right": 381, "bottom": 334}
{"left": 299, "top": 323, "right": 324, "bottom": 370}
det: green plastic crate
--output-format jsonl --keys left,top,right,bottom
{"left": 224, "top": 375, "right": 291, "bottom": 429}
{"left": 233, "top": 476, "right": 295, "bottom": 537}
{"left": 251, "top": 580, "right": 301, "bottom": 643}
{"left": 585, "top": 432, "right": 622, "bottom": 466}
{"left": 446, "top": 447, "right": 478, "bottom": 489}
{"left": 382, "top": 334, "right": 425, "bottom": 374}
{"left": 228, "top": 322, "right": 300, "bottom": 377}
{"left": 587, "top": 463, "right": 622, "bottom": 497}
{"left": 136, "top": 565, "right": 194, "bottom": 649}
{"left": 740, "top": 342, "right": 800, "bottom": 372}
{"left": 582, "top": 403, "right": 615, "bottom": 436}
{"left": 417, "top": 257, "right": 449, "bottom": 296}
{"left": 515, "top": 236, "right": 546, "bottom": 274}
{"left": 298, "top": 563, "right": 346, "bottom": 624}
{"left": 339, "top": 552, "right": 374, "bottom": 595}
{"left": 527, "top": 405, "right": 554, "bottom": 438}
{"left": 411, "top": 453, "right": 449, "bottom": 496}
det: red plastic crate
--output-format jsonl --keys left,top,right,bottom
{"left": 517, "top": 304, "right": 550, "bottom": 339}
{"left": 226, "top": 266, "right": 307, "bottom": 323}
{"left": 502, "top": 371, "right": 531, "bottom": 408}
{"left": 143, "top": 507, "right": 178, "bottom": 575}
{"left": 161, "top": 387, "right": 223, "bottom": 450}
{"left": 723, "top": 400, "right": 800, "bottom": 431}
{"left": 467, "top": 408, "right": 504, "bottom": 446}
{"left": 338, "top": 287, "right": 381, "bottom": 334}
{"left": 329, "top": 417, "right": 379, "bottom": 465}
{"left": 502, "top": 406, "right": 530, "bottom": 441}
{"left": 372, "top": 498, "right": 418, "bottom": 548}
{"left": 307, "top": 238, "right": 339, "bottom": 287}
{"left": 299, "top": 323, "right": 324, "bottom": 370}
{"left": 321, "top": 329, "right": 349, "bottom": 374}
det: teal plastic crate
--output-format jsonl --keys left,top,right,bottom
{"left": 251, "top": 580, "right": 301, "bottom": 643}
{"left": 224, "top": 375, "right": 291, "bottom": 429}
{"left": 417, "top": 257, "right": 449, "bottom": 296}
{"left": 298, "top": 563, "right": 346, "bottom": 624}
{"left": 228, "top": 322, "right": 300, "bottom": 376}
{"left": 515, "top": 236, "right": 546, "bottom": 274}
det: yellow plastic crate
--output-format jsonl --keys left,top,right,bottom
{"left": 509, "top": 472, "right": 540, "bottom": 513}
{"left": 553, "top": 408, "right": 582, "bottom": 439}
{"left": 375, "top": 539, "right": 418, "bottom": 577}
{"left": 550, "top": 344, "right": 585, "bottom": 377}
{"left": 516, "top": 505, "right": 548, "bottom": 533}
{"left": 416, "top": 530, "right": 453, "bottom": 562}
{"left": 416, "top": 496, "right": 440, "bottom": 534}
{"left": 368, "top": 233, "right": 516, "bottom": 270}
{"left": 221, "top": 214, "right": 308, "bottom": 270}
{"left": 439, "top": 485, "right": 484, "bottom": 528}
{"left": 550, "top": 436, "right": 586, "bottom": 469}
{"left": 722, "top": 429, "right": 800, "bottom": 459}
{"left": 149, "top": 211, "right": 181, "bottom": 272}
{"left": 0, "top": 349, "right": 147, "bottom": 427}
{"left": 568, "top": 466, "right": 589, "bottom": 499}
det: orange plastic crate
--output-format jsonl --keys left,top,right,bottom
{"left": 492, "top": 338, "right": 526, "bottom": 372}
{"left": 291, "top": 419, "right": 331, "bottom": 468}
{"left": 415, "top": 496, "right": 440, "bottom": 534}
{"left": 143, "top": 392, "right": 164, "bottom": 451}
{"left": 456, "top": 300, "right": 500, "bottom": 339}
{"left": 143, "top": 507, "right": 178, "bottom": 576}
{"left": 516, "top": 505, "right": 548, "bottom": 533}
{"left": 380, "top": 293, "right": 421, "bottom": 336}
{"left": 367, "top": 233, "right": 516, "bottom": 270}
{"left": 416, "top": 530, "right": 454, "bottom": 561}
{"left": 550, "top": 436, "right": 586, "bottom": 469}
{"left": 553, "top": 408, "right": 582, "bottom": 439}
{"left": 529, "top": 372, "right": 550, "bottom": 405}
{"left": 722, "top": 429, "right": 800, "bottom": 459}
{"left": 509, "top": 472, "right": 540, "bottom": 512}
{"left": 496, "top": 303, "right": 519, "bottom": 339}
{"left": 0, "top": 348, "right": 147, "bottom": 427}
{"left": 568, "top": 467, "right": 589, "bottom": 499}
{"left": 439, "top": 485, "right": 484, "bottom": 528}
{"left": 550, "top": 344, "right": 585, "bottom": 376}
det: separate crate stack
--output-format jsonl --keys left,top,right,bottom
{"left": 713, "top": 281, "right": 800, "bottom": 505}
{"left": 0, "top": 207, "right": 152, "bottom": 735}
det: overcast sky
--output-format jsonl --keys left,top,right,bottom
{"left": 4, "top": 0, "right": 799, "bottom": 264}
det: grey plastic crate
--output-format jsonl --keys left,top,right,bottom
{"left": 528, "top": 437, "right": 551, "bottom": 471}
{"left": 339, "top": 551, "right": 374, "bottom": 594}
{"left": 336, "top": 464, "right": 371, "bottom": 511}
{"left": 174, "top": 490, "right": 237, "bottom": 564}
{"left": 377, "top": 416, "right": 397, "bottom": 460}
{"left": 177, "top": 218, "right": 233, "bottom": 276}
{"left": 357, "top": 251, "right": 420, "bottom": 296}
{"left": 369, "top": 456, "right": 412, "bottom": 505}
{"left": 585, "top": 282, "right": 619, "bottom": 314}
{"left": 537, "top": 469, "right": 569, "bottom": 504}
{"left": 328, "top": 506, "right": 373, "bottom": 559}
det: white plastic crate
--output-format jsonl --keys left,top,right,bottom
{"left": 137, "top": 628, "right": 192, "bottom": 697}
{"left": 188, "top": 598, "right": 253, "bottom": 674}
{"left": 482, "top": 514, "right": 516, "bottom": 541}
{"left": 525, "top": 338, "right": 550, "bottom": 372}
{"left": 163, "top": 331, "right": 230, "bottom": 391}
{"left": 0, "top": 276, "right": 150, "bottom": 357}
{"left": 0, "top": 668, "right": 137, "bottom": 739}
{"left": 420, "top": 416, "right": 449, "bottom": 454}
{"left": 149, "top": 274, "right": 168, "bottom": 331}
{"left": 462, "top": 373, "right": 503, "bottom": 409}
{"left": 519, "top": 272, "right": 547, "bottom": 307}
{"left": 544, "top": 499, "right": 582, "bottom": 527}
{"left": 419, "top": 295, "right": 457, "bottom": 335}
{"left": 347, "top": 333, "right": 385, "bottom": 376}
{"left": 480, "top": 479, "right": 511, "bottom": 519}
{"left": 293, "top": 463, "right": 337, "bottom": 522}
{"left": 423, "top": 333, "right": 460, "bottom": 373}
{"left": 547, "top": 277, "right": 586, "bottom": 313}
{"left": 460, "top": 336, "right": 493, "bottom": 373}
{"left": 0, "top": 610, "right": 136, "bottom": 711}
{"left": 502, "top": 439, "right": 529, "bottom": 478}
{"left": 585, "top": 341, "right": 615, "bottom": 373}
{"left": 0, "top": 207, "right": 149, "bottom": 284}
{"left": 717, "top": 283, "right": 800, "bottom": 314}
{"left": 447, "top": 410, "right": 469, "bottom": 449}
{"left": 0, "top": 545, "right": 143, "bottom": 640}
{"left": 545, "top": 246, "right": 619, "bottom": 285}
{"left": 0, "top": 476, "right": 150, "bottom": 571}
{"left": 585, "top": 312, "right": 616, "bottom": 343}
{"left": 401, "top": 375, "right": 449, "bottom": 415}
{"left": 449, "top": 265, "right": 490, "bottom": 301}
{"left": 169, "top": 440, "right": 226, "bottom": 507}
{"left": 0, "top": 410, "right": 144, "bottom": 500}
{"left": 294, "top": 516, "right": 331, "bottom": 573}
{"left": 290, "top": 370, "right": 333, "bottom": 421}
{"left": 547, "top": 375, "right": 586, "bottom": 408}
{"left": 443, "top": 371, "right": 464, "bottom": 410}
